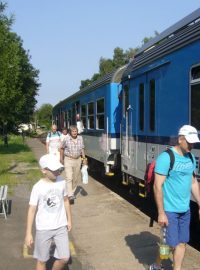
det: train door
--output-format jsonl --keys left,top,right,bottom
{"left": 190, "top": 64, "right": 200, "bottom": 180}
{"left": 135, "top": 70, "right": 158, "bottom": 180}
{"left": 121, "top": 82, "right": 131, "bottom": 160}
{"left": 121, "top": 70, "right": 159, "bottom": 184}
{"left": 134, "top": 75, "right": 147, "bottom": 178}
{"left": 121, "top": 76, "right": 148, "bottom": 180}
{"left": 145, "top": 71, "right": 159, "bottom": 168}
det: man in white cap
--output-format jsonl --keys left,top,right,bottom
{"left": 150, "top": 125, "right": 200, "bottom": 270}
{"left": 25, "top": 154, "right": 72, "bottom": 270}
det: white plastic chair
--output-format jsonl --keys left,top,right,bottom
{"left": 0, "top": 185, "right": 8, "bottom": 219}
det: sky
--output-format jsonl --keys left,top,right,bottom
{"left": 5, "top": 0, "right": 200, "bottom": 108}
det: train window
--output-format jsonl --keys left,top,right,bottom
{"left": 191, "top": 66, "right": 200, "bottom": 81}
{"left": 96, "top": 98, "right": 104, "bottom": 130}
{"left": 88, "top": 102, "right": 94, "bottom": 129}
{"left": 63, "top": 111, "right": 66, "bottom": 127}
{"left": 67, "top": 110, "right": 72, "bottom": 128}
{"left": 65, "top": 112, "right": 67, "bottom": 127}
{"left": 123, "top": 85, "right": 129, "bottom": 116}
{"left": 81, "top": 104, "right": 87, "bottom": 129}
{"left": 139, "top": 83, "right": 144, "bottom": 131}
{"left": 149, "top": 79, "right": 155, "bottom": 132}
{"left": 191, "top": 67, "right": 200, "bottom": 130}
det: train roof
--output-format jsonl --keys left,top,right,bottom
{"left": 53, "top": 65, "right": 126, "bottom": 110}
{"left": 123, "top": 8, "right": 200, "bottom": 80}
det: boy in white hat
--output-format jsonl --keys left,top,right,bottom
{"left": 25, "top": 154, "right": 72, "bottom": 270}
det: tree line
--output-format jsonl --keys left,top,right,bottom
{"left": 0, "top": 1, "right": 40, "bottom": 134}
{"left": 80, "top": 32, "right": 158, "bottom": 90}
{"left": 0, "top": 0, "right": 158, "bottom": 132}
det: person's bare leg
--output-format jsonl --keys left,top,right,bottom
{"left": 52, "top": 259, "right": 68, "bottom": 270}
{"left": 173, "top": 243, "right": 186, "bottom": 270}
{"left": 36, "top": 260, "right": 46, "bottom": 270}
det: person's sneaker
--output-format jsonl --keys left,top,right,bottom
{"left": 69, "top": 195, "right": 75, "bottom": 205}
{"left": 149, "top": 264, "right": 162, "bottom": 270}
{"left": 69, "top": 199, "right": 74, "bottom": 205}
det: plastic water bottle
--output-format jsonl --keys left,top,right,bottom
{"left": 159, "top": 226, "right": 170, "bottom": 260}
{"left": 81, "top": 165, "right": 88, "bottom": 184}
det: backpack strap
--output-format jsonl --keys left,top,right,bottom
{"left": 187, "top": 152, "right": 196, "bottom": 177}
{"left": 187, "top": 152, "right": 194, "bottom": 164}
{"left": 164, "top": 148, "right": 175, "bottom": 175}
{"left": 165, "top": 148, "right": 195, "bottom": 177}
{"left": 48, "top": 131, "right": 61, "bottom": 138}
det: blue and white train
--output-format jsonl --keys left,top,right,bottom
{"left": 53, "top": 66, "right": 125, "bottom": 176}
{"left": 120, "top": 8, "right": 200, "bottom": 197}
{"left": 53, "top": 8, "right": 200, "bottom": 191}
{"left": 53, "top": 9, "right": 200, "bottom": 242}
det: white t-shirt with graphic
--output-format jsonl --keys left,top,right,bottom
{"left": 29, "top": 176, "right": 68, "bottom": 230}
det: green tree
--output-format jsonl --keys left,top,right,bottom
{"left": 113, "top": 47, "right": 126, "bottom": 68}
{"left": 36, "top": 103, "right": 53, "bottom": 129}
{"left": 91, "top": 73, "right": 101, "bottom": 82}
{"left": 99, "top": 57, "right": 114, "bottom": 76}
{"left": 0, "top": 1, "right": 40, "bottom": 133}
{"left": 80, "top": 78, "right": 91, "bottom": 90}
{"left": 79, "top": 32, "right": 159, "bottom": 90}
{"left": 124, "top": 47, "right": 139, "bottom": 62}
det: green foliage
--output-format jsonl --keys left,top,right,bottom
{"left": 113, "top": 47, "right": 126, "bottom": 68}
{"left": 0, "top": 135, "right": 42, "bottom": 192}
{"left": 0, "top": 1, "right": 40, "bottom": 132}
{"left": 99, "top": 57, "right": 114, "bottom": 76}
{"left": 35, "top": 103, "right": 53, "bottom": 129}
{"left": 79, "top": 32, "right": 159, "bottom": 90}
{"left": 80, "top": 78, "right": 91, "bottom": 90}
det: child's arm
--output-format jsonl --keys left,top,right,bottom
{"left": 64, "top": 196, "right": 72, "bottom": 231}
{"left": 25, "top": 205, "right": 37, "bottom": 247}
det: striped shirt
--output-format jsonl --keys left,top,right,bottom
{"left": 61, "top": 135, "right": 84, "bottom": 158}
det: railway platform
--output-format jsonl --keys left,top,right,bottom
{"left": 0, "top": 137, "right": 199, "bottom": 270}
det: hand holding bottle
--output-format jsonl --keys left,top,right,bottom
{"left": 159, "top": 226, "right": 170, "bottom": 260}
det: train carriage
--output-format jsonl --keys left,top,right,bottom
{"left": 53, "top": 66, "right": 126, "bottom": 175}
{"left": 120, "top": 8, "right": 200, "bottom": 196}
{"left": 52, "top": 7, "right": 200, "bottom": 246}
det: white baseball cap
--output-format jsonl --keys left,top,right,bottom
{"left": 39, "top": 154, "right": 64, "bottom": 171}
{"left": 178, "top": 125, "right": 200, "bottom": 143}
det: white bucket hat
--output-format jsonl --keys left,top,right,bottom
{"left": 39, "top": 154, "right": 64, "bottom": 171}
{"left": 178, "top": 125, "right": 200, "bottom": 143}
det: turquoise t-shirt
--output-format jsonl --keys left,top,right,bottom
{"left": 155, "top": 147, "right": 196, "bottom": 213}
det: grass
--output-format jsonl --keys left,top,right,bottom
{"left": 0, "top": 135, "right": 42, "bottom": 193}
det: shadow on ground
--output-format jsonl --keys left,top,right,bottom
{"left": 125, "top": 231, "right": 173, "bottom": 270}
{"left": 75, "top": 185, "right": 88, "bottom": 197}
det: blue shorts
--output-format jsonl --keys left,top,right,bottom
{"left": 165, "top": 210, "right": 190, "bottom": 247}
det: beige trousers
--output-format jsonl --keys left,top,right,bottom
{"left": 64, "top": 156, "right": 82, "bottom": 197}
